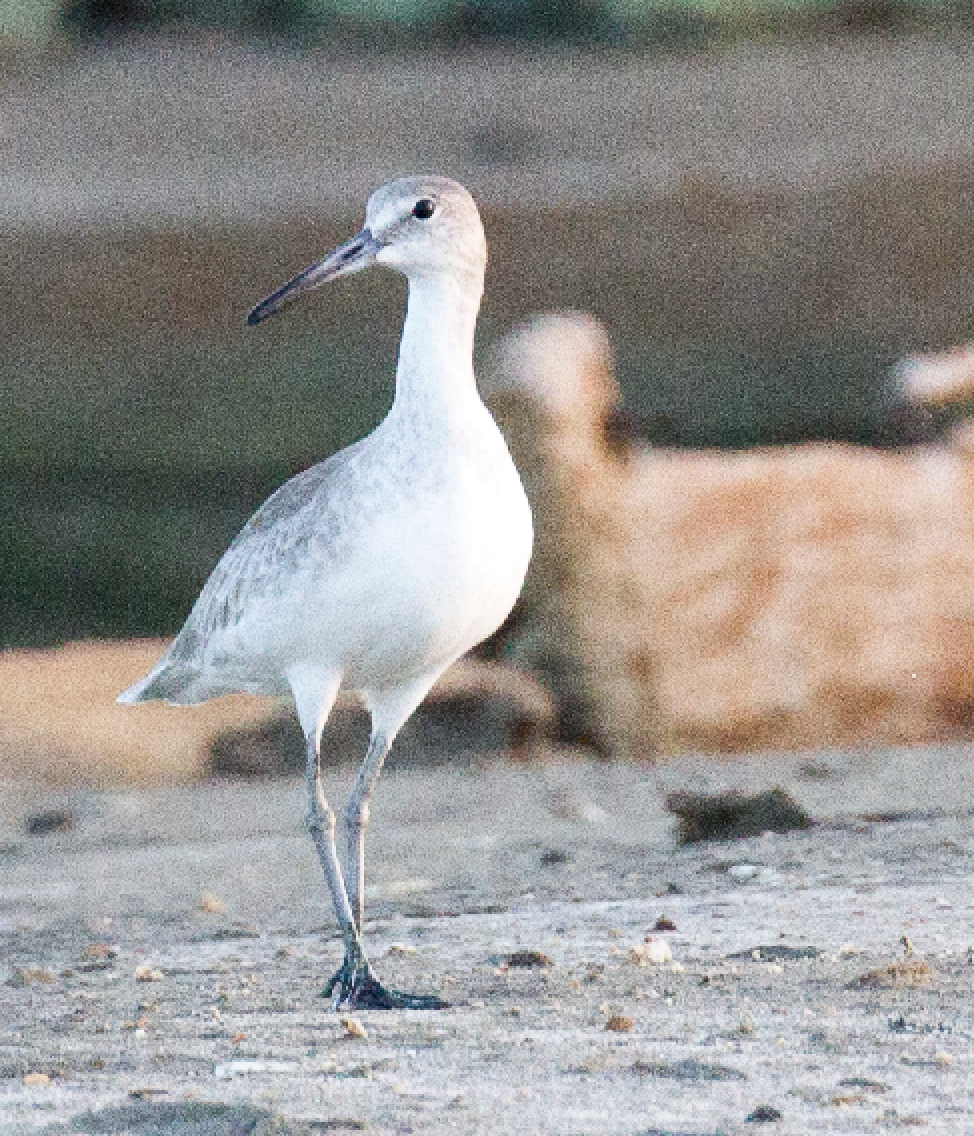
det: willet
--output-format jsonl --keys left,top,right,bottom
{"left": 119, "top": 176, "right": 534, "bottom": 1009}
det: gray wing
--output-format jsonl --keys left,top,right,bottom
{"left": 190, "top": 434, "right": 388, "bottom": 640}
{"left": 121, "top": 436, "right": 382, "bottom": 702}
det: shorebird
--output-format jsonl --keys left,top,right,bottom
{"left": 119, "top": 176, "right": 534, "bottom": 1009}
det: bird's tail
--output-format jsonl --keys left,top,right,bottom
{"left": 117, "top": 642, "right": 208, "bottom": 706}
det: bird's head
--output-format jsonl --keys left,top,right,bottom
{"left": 247, "top": 176, "right": 486, "bottom": 326}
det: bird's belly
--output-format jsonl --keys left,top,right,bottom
{"left": 290, "top": 480, "right": 531, "bottom": 688}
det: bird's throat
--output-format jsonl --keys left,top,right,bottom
{"left": 393, "top": 274, "right": 482, "bottom": 418}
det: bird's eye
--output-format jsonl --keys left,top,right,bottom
{"left": 412, "top": 198, "right": 436, "bottom": 220}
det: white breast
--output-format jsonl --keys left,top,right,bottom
{"left": 287, "top": 416, "right": 532, "bottom": 694}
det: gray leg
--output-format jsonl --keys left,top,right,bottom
{"left": 304, "top": 733, "right": 367, "bottom": 991}
{"left": 308, "top": 730, "right": 447, "bottom": 1011}
{"left": 345, "top": 730, "right": 391, "bottom": 930}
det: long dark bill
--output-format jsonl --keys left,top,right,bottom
{"left": 246, "top": 228, "right": 380, "bottom": 326}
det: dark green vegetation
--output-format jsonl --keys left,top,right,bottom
{"left": 5, "top": 172, "right": 973, "bottom": 646}
{"left": 57, "top": 0, "right": 972, "bottom": 48}
{"left": 1, "top": 331, "right": 398, "bottom": 646}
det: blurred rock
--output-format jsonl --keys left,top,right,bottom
{"left": 666, "top": 788, "right": 811, "bottom": 843}
{"left": 25, "top": 808, "right": 75, "bottom": 836}
{"left": 485, "top": 313, "right": 974, "bottom": 757}
{"left": 19, "top": 317, "right": 974, "bottom": 788}
{"left": 208, "top": 658, "right": 555, "bottom": 776}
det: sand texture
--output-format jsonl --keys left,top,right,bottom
{"left": 2, "top": 746, "right": 974, "bottom": 1133}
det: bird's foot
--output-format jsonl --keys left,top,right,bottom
{"left": 322, "top": 957, "right": 449, "bottom": 1011}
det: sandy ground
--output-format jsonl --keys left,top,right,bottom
{"left": 2, "top": 745, "right": 974, "bottom": 1134}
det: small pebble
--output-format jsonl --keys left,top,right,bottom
{"left": 830, "top": 1092, "right": 867, "bottom": 1106}
{"left": 629, "top": 938, "right": 672, "bottom": 966}
{"left": 23, "top": 1073, "right": 51, "bottom": 1087}
{"left": 10, "top": 968, "right": 55, "bottom": 986}
{"left": 340, "top": 1016, "right": 368, "bottom": 1040}
{"left": 383, "top": 943, "right": 417, "bottom": 957}
{"left": 209, "top": 927, "right": 259, "bottom": 941}
{"left": 853, "top": 959, "right": 933, "bottom": 989}
{"left": 134, "top": 965, "right": 163, "bottom": 983}
{"left": 605, "top": 1014, "right": 634, "bottom": 1033}
{"left": 728, "top": 864, "right": 760, "bottom": 883}
{"left": 506, "top": 950, "right": 553, "bottom": 968}
{"left": 746, "top": 1104, "right": 782, "bottom": 1123}
{"left": 201, "top": 892, "right": 227, "bottom": 915}
{"left": 667, "top": 788, "right": 810, "bottom": 843}
{"left": 838, "top": 1077, "right": 889, "bottom": 1093}
{"left": 82, "top": 943, "right": 117, "bottom": 961}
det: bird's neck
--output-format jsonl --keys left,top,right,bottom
{"left": 392, "top": 273, "right": 483, "bottom": 420}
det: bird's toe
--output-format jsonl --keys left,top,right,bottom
{"left": 352, "top": 974, "right": 450, "bottom": 1011}
{"left": 322, "top": 959, "right": 448, "bottom": 1011}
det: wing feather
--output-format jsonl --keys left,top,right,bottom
{"left": 189, "top": 437, "right": 375, "bottom": 645}
{"left": 121, "top": 437, "right": 381, "bottom": 702}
